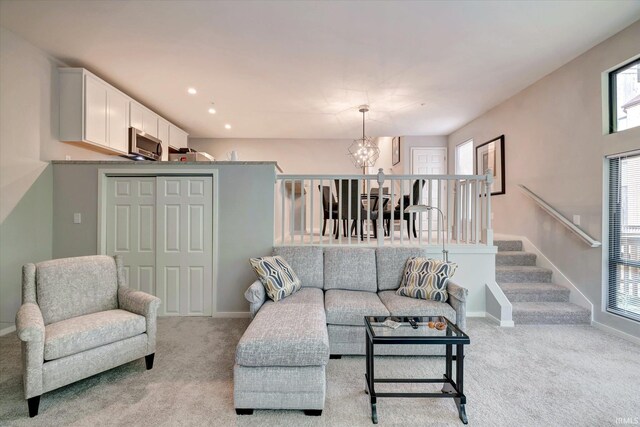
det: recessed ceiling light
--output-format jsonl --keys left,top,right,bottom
{"left": 208, "top": 107, "right": 216, "bottom": 114}
{"left": 187, "top": 87, "right": 197, "bottom": 95}
{"left": 224, "top": 124, "right": 231, "bottom": 129}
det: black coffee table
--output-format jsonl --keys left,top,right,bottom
{"left": 364, "top": 316, "right": 470, "bottom": 424}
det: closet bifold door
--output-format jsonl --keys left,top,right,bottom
{"left": 156, "top": 176, "right": 213, "bottom": 316}
{"left": 106, "top": 177, "right": 157, "bottom": 295}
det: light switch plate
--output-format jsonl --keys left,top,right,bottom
{"left": 572, "top": 215, "right": 581, "bottom": 226}
{"left": 73, "top": 213, "right": 82, "bottom": 224}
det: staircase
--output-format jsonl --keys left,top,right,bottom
{"left": 495, "top": 240, "right": 591, "bottom": 324}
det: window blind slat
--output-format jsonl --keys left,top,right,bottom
{"left": 608, "top": 154, "right": 640, "bottom": 322}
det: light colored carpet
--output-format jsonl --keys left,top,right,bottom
{"left": 1, "top": 317, "right": 639, "bottom": 426}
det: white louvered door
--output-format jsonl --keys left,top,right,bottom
{"left": 156, "top": 176, "right": 213, "bottom": 316}
{"left": 105, "top": 175, "right": 213, "bottom": 316}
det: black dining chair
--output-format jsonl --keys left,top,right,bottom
{"left": 333, "top": 179, "right": 379, "bottom": 240}
{"left": 318, "top": 185, "right": 339, "bottom": 236}
{"left": 383, "top": 179, "right": 426, "bottom": 239}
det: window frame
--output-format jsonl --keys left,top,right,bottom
{"left": 608, "top": 57, "right": 640, "bottom": 134}
{"left": 455, "top": 139, "right": 474, "bottom": 175}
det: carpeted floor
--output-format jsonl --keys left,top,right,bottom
{"left": 1, "top": 318, "right": 639, "bottom": 426}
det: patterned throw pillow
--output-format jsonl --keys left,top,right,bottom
{"left": 396, "top": 257, "right": 458, "bottom": 302}
{"left": 249, "top": 256, "right": 302, "bottom": 302}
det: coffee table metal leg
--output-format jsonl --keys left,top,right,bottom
{"left": 455, "top": 343, "right": 467, "bottom": 424}
{"left": 442, "top": 343, "right": 453, "bottom": 393}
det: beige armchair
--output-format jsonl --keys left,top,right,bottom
{"left": 15, "top": 255, "right": 160, "bottom": 417}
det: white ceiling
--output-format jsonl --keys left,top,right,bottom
{"left": 1, "top": 1, "right": 639, "bottom": 139}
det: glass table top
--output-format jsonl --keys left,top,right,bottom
{"left": 365, "top": 316, "right": 469, "bottom": 342}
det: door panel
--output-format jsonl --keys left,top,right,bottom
{"left": 106, "top": 177, "right": 156, "bottom": 294}
{"left": 411, "top": 148, "right": 447, "bottom": 233}
{"left": 156, "top": 176, "right": 213, "bottom": 316}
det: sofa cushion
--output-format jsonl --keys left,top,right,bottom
{"left": 397, "top": 257, "right": 458, "bottom": 302}
{"left": 44, "top": 309, "right": 146, "bottom": 361}
{"left": 249, "top": 256, "right": 302, "bottom": 302}
{"left": 36, "top": 256, "right": 119, "bottom": 325}
{"left": 324, "top": 248, "right": 377, "bottom": 292}
{"left": 378, "top": 291, "right": 456, "bottom": 322}
{"left": 325, "top": 289, "right": 390, "bottom": 326}
{"left": 376, "top": 247, "right": 427, "bottom": 291}
{"left": 236, "top": 288, "right": 329, "bottom": 367}
{"left": 273, "top": 246, "right": 323, "bottom": 289}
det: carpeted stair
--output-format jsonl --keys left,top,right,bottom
{"left": 495, "top": 240, "right": 590, "bottom": 325}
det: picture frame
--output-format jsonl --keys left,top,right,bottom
{"left": 475, "top": 135, "right": 505, "bottom": 195}
{"left": 392, "top": 137, "right": 401, "bottom": 166}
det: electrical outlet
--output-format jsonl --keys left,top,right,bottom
{"left": 573, "top": 215, "right": 581, "bottom": 226}
{"left": 65, "top": 155, "right": 71, "bottom": 160}
{"left": 73, "top": 213, "right": 82, "bottom": 224}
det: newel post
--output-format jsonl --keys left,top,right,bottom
{"left": 485, "top": 169, "right": 494, "bottom": 246}
{"left": 377, "top": 168, "right": 385, "bottom": 247}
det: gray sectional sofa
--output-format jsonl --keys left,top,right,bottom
{"left": 234, "top": 246, "right": 468, "bottom": 416}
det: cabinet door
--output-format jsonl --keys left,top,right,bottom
{"left": 130, "top": 102, "right": 144, "bottom": 131}
{"left": 84, "top": 75, "right": 108, "bottom": 146}
{"left": 142, "top": 109, "right": 158, "bottom": 138}
{"left": 169, "top": 124, "right": 188, "bottom": 149}
{"left": 107, "top": 89, "right": 129, "bottom": 154}
{"left": 157, "top": 119, "right": 170, "bottom": 161}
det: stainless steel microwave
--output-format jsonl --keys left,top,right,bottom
{"left": 129, "top": 127, "right": 162, "bottom": 161}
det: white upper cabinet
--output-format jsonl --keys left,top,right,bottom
{"left": 169, "top": 124, "right": 188, "bottom": 149}
{"left": 107, "top": 89, "right": 129, "bottom": 154}
{"left": 84, "top": 74, "right": 108, "bottom": 146}
{"left": 59, "top": 68, "right": 187, "bottom": 157}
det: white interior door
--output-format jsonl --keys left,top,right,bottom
{"left": 411, "top": 147, "right": 447, "bottom": 232}
{"left": 156, "top": 176, "right": 213, "bottom": 316}
{"left": 106, "top": 177, "right": 156, "bottom": 295}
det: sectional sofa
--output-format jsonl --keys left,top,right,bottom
{"left": 234, "top": 246, "right": 468, "bottom": 415}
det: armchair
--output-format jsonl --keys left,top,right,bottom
{"left": 15, "top": 255, "right": 160, "bottom": 417}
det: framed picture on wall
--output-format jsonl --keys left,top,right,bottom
{"left": 392, "top": 137, "right": 401, "bottom": 165}
{"left": 475, "top": 135, "right": 505, "bottom": 195}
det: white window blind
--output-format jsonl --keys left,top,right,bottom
{"left": 608, "top": 153, "right": 640, "bottom": 322}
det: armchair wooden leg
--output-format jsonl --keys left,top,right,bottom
{"left": 145, "top": 353, "right": 155, "bottom": 370}
{"left": 28, "top": 396, "right": 40, "bottom": 417}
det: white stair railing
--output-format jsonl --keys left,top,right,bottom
{"left": 518, "top": 184, "right": 601, "bottom": 248}
{"left": 275, "top": 169, "right": 493, "bottom": 247}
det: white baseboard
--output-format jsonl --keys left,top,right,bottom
{"left": 467, "top": 311, "right": 514, "bottom": 327}
{"left": 485, "top": 311, "right": 515, "bottom": 327}
{"left": 213, "top": 311, "right": 251, "bottom": 318}
{"left": 0, "top": 325, "right": 16, "bottom": 336}
{"left": 591, "top": 321, "right": 640, "bottom": 345}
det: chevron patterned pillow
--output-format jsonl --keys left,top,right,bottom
{"left": 396, "top": 257, "right": 458, "bottom": 302}
{"left": 249, "top": 256, "right": 302, "bottom": 302}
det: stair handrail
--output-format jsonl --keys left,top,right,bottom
{"left": 518, "top": 184, "right": 601, "bottom": 248}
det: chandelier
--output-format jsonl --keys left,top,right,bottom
{"left": 348, "top": 105, "right": 379, "bottom": 169}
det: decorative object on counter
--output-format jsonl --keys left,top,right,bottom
{"left": 169, "top": 148, "right": 215, "bottom": 162}
{"left": 475, "top": 134, "right": 505, "bottom": 195}
{"left": 348, "top": 105, "right": 379, "bottom": 171}
{"left": 392, "top": 136, "right": 401, "bottom": 165}
{"left": 227, "top": 150, "right": 239, "bottom": 161}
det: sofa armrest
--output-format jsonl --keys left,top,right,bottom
{"left": 447, "top": 280, "right": 468, "bottom": 332}
{"left": 16, "top": 303, "right": 45, "bottom": 343}
{"left": 118, "top": 286, "right": 161, "bottom": 354}
{"left": 245, "top": 280, "right": 267, "bottom": 319}
{"left": 15, "top": 303, "right": 45, "bottom": 399}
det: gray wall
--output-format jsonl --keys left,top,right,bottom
{"left": 52, "top": 162, "right": 275, "bottom": 314}
{"left": 0, "top": 27, "right": 116, "bottom": 326}
{"left": 448, "top": 20, "right": 640, "bottom": 338}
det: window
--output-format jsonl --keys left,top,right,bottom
{"left": 455, "top": 139, "right": 473, "bottom": 174}
{"left": 609, "top": 57, "right": 640, "bottom": 133}
{"left": 608, "top": 153, "right": 640, "bottom": 322}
